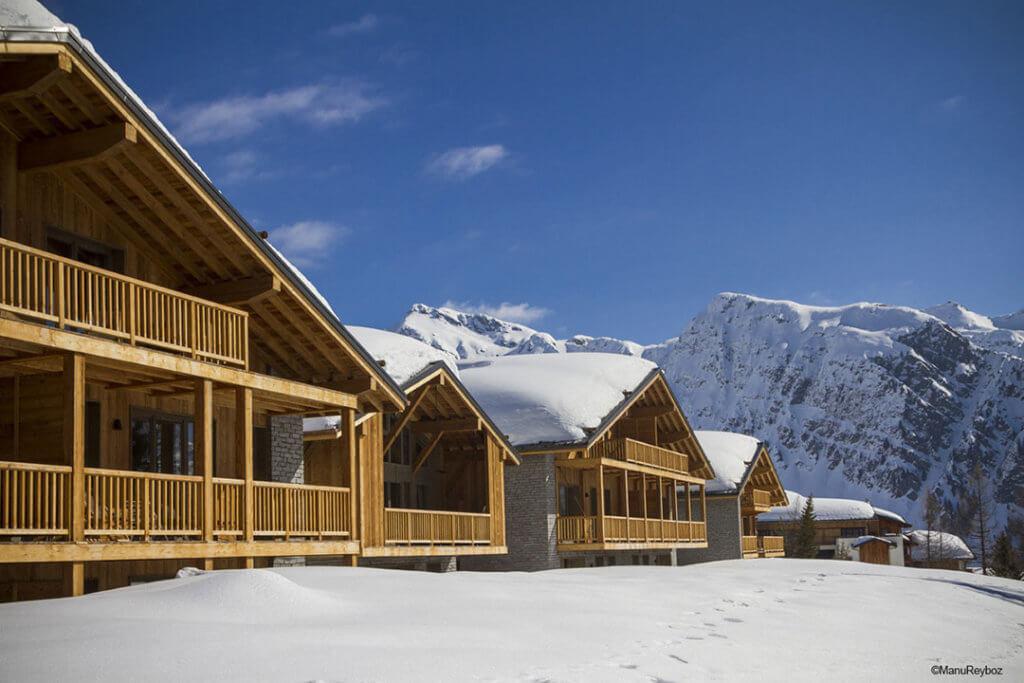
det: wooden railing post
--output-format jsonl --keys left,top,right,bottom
{"left": 195, "top": 379, "right": 214, "bottom": 568}
{"left": 189, "top": 300, "right": 198, "bottom": 359}
{"left": 596, "top": 464, "right": 605, "bottom": 543}
{"left": 56, "top": 262, "right": 65, "bottom": 328}
{"left": 63, "top": 353, "right": 85, "bottom": 597}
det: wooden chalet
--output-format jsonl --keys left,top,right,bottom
{"left": 304, "top": 327, "right": 517, "bottom": 569}
{"left": 678, "top": 431, "right": 787, "bottom": 564}
{"left": 0, "top": 3, "right": 408, "bottom": 600}
{"left": 756, "top": 491, "right": 909, "bottom": 559}
{"left": 458, "top": 354, "right": 714, "bottom": 570}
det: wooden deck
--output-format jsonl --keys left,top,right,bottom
{"left": 588, "top": 437, "right": 689, "bottom": 475}
{"left": 740, "top": 488, "right": 773, "bottom": 514}
{"left": 1, "top": 460, "right": 351, "bottom": 542}
{"left": 556, "top": 514, "right": 707, "bottom": 549}
{"left": 382, "top": 508, "right": 490, "bottom": 546}
{"left": 760, "top": 535, "right": 785, "bottom": 557}
{"left": 1, "top": 238, "right": 249, "bottom": 367}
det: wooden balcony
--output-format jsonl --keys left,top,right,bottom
{"left": 0, "top": 460, "right": 351, "bottom": 541}
{"left": 383, "top": 508, "right": 491, "bottom": 546}
{"left": 760, "top": 535, "right": 785, "bottom": 557}
{"left": 0, "top": 238, "right": 249, "bottom": 367}
{"left": 588, "top": 437, "right": 689, "bottom": 475}
{"left": 742, "top": 535, "right": 759, "bottom": 556}
{"left": 741, "top": 488, "right": 773, "bottom": 514}
{"left": 556, "top": 514, "right": 706, "bottom": 547}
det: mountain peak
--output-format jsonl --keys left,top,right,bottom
{"left": 924, "top": 301, "right": 995, "bottom": 331}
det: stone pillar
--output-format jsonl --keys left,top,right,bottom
{"left": 269, "top": 415, "right": 304, "bottom": 567}
{"left": 462, "top": 454, "right": 559, "bottom": 571}
{"left": 677, "top": 495, "right": 743, "bottom": 565}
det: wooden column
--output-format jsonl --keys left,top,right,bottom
{"left": 596, "top": 463, "right": 605, "bottom": 543}
{"left": 342, "top": 408, "right": 358, "bottom": 543}
{"left": 235, "top": 387, "right": 254, "bottom": 568}
{"left": 686, "top": 483, "right": 693, "bottom": 540}
{"left": 640, "top": 472, "right": 648, "bottom": 542}
{"left": 195, "top": 379, "right": 214, "bottom": 569}
{"left": 64, "top": 353, "right": 85, "bottom": 596}
{"left": 700, "top": 484, "right": 707, "bottom": 542}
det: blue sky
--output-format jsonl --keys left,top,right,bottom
{"left": 53, "top": 0, "right": 1023, "bottom": 342}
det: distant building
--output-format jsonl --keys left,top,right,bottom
{"left": 677, "top": 431, "right": 788, "bottom": 564}
{"left": 757, "top": 491, "right": 910, "bottom": 560}
{"left": 458, "top": 354, "right": 715, "bottom": 570}
{"left": 905, "top": 530, "right": 974, "bottom": 571}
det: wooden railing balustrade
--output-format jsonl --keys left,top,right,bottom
{"left": 0, "top": 461, "right": 350, "bottom": 540}
{"left": 85, "top": 468, "right": 202, "bottom": 537}
{"left": 0, "top": 461, "right": 69, "bottom": 535}
{"left": 384, "top": 508, "right": 490, "bottom": 546}
{"left": 741, "top": 488, "right": 773, "bottom": 511}
{"left": 557, "top": 514, "right": 706, "bottom": 545}
{"left": 0, "top": 238, "right": 248, "bottom": 367}
{"left": 589, "top": 438, "right": 689, "bottom": 474}
{"left": 742, "top": 535, "right": 759, "bottom": 554}
{"left": 253, "top": 481, "right": 351, "bottom": 539}
{"left": 761, "top": 535, "right": 785, "bottom": 555}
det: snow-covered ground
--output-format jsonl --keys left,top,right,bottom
{"left": 1, "top": 560, "right": 1020, "bottom": 682}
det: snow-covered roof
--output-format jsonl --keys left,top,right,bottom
{"left": 871, "top": 506, "right": 908, "bottom": 526}
{"left": 459, "top": 353, "right": 659, "bottom": 447}
{"left": 758, "top": 490, "right": 878, "bottom": 523}
{"left": 907, "top": 530, "right": 974, "bottom": 561}
{"left": 694, "top": 431, "right": 761, "bottom": 494}
{"left": 265, "top": 243, "right": 338, "bottom": 321}
{"left": 851, "top": 535, "right": 895, "bottom": 548}
{"left": 348, "top": 326, "right": 457, "bottom": 388}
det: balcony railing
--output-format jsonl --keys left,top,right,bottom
{"left": 741, "top": 488, "right": 773, "bottom": 512}
{"left": 760, "top": 535, "right": 785, "bottom": 556}
{"left": 588, "top": 438, "right": 689, "bottom": 474}
{"left": 742, "top": 535, "right": 759, "bottom": 555}
{"left": 0, "top": 461, "right": 351, "bottom": 540}
{"left": 0, "top": 238, "right": 248, "bottom": 367}
{"left": 383, "top": 508, "right": 491, "bottom": 546}
{"left": 556, "top": 514, "right": 706, "bottom": 545}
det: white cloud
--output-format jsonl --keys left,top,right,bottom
{"left": 270, "top": 221, "right": 350, "bottom": 268}
{"left": 328, "top": 14, "right": 379, "bottom": 38}
{"left": 426, "top": 145, "right": 507, "bottom": 180}
{"left": 442, "top": 300, "right": 551, "bottom": 324}
{"left": 940, "top": 95, "right": 965, "bottom": 111}
{"left": 170, "top": 81, "right": 386, "bottom": 143}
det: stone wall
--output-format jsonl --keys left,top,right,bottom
{"left": 462, "top": 455, "right": 559, "bottom": 571}
{"left": 677, "top": 495, "right": 742, "bottom": 565}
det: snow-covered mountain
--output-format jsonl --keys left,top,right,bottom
{"left": 395, "top": 295, "right": 1024, "bottom": 529}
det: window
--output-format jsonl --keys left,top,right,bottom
{"left": 130, "top": 408, "right": 196, "bottom": 475}
{"left": 839, "top": 527, "right": 867, "bottom": 538}
{"left": 559, "top": 484, "right": 582, "bottom": 516}
{"left": 416, "top": 484, "right": 428, "bottom": 510}
{"left": 385, "top": 481, "right": 403, "bottom": 508}
{"left": 253, "top": 427, "right": 271, "bottom": 481}
{"left": 383, "top": 414, "right": 415, "bottom": 465}
{"left": 85, "top": 401, "right": 101, "bottom": 468}
{"left": 46, "top": 227, "right": 124, "bottom": 273}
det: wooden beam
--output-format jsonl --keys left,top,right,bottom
{"left": 628, "top": 405, "right": 674, "bottom": 418}
{"left": 18, "top": 122, "right": 137, "bottom": 172}
{"left": 236, "top": 388, "right": 254, "bottom": 543}
{"left": 381, "top": 384, "right": 433, "bottom": 454}
{"left": 0, "top": 353, "right": 63, "bottom": 374}
{"left": 0, "top": 539, "right": 361, "bottom": 563}
{"left": 409, "top": 417, "right": 481, "bottom": 435}
{"left": 196, "top": 380, "right": 214, "bottom": 542}
{"left": 658, "top": 429, "right": 689, "bottom": 445}
{"left": 412, "top": 431, "right": 445, "bottom": 474}
{"left": 343, "top": 408, "right": 358, "bottom": 542}
{"left": 0, "top": 53, "right": 72, "bottom": 99}
{"left": 181, "top": 274, "right": 281, "bottom": 306}
{"left": 0, "top": 317, "right": 357, "bottom": 409}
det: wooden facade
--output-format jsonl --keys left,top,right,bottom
{"left": 533, "top": 373, "right": 714, "bottom": 555}
{"left": 0, "top": 38, "right": 407, "bottom": 600}
{"left": 305, "top": 364, "right": 516, "bottom": 560}
{"left": 758, "top": 512, "right": 908, "bottom": 559}
{"left": 738, "top": 446, "right": 787, "bottom": 558}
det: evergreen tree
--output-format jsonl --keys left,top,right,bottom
{"left": 991, "top": 531, "right": 1020, "bottom": 580}
{"left": 793, "top": 495, "right": 818, "bottom": 558}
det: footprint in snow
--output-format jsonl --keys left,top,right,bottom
{"left": 724, "top": 617, "right": 743, "bottom": 623}
{"left": 708, "top": 632, "right": 728, "bottom": 639}
{"left": 667, "top": 654, "right": 689, "bottom": 665}
{"left": 686, "top": 636, "right": 704, "bottom": 641}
